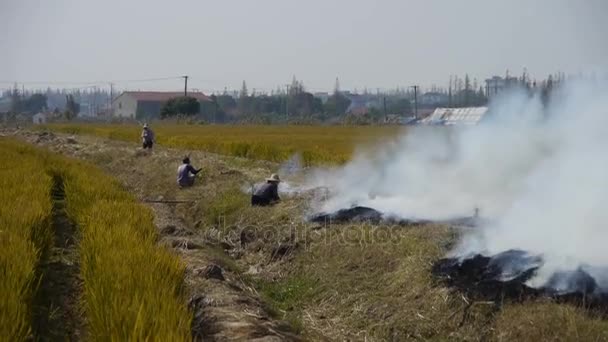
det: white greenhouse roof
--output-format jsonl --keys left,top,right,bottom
{"left": 421, "top": 107, "right": 488, "bottom": 125}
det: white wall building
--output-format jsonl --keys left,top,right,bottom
{"left": 112, "top": 91, "right": 210, "bottom": 119}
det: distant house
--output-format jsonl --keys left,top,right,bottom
{"left": 111, "top": 91, "right": 211, "bottom": 119}
{"left": 485, "top": 76, "right": 519, "bottom": 99}
{"left": 346, "top": 94, "right": 369, "bottom": 114}
{"left": 314, "top": 92, "right": 330, "bottom": 103}
{"left": 420, "top": 107, "right": 488, "bottom": 125}
{"left": 33, "top": 112, "right": 47, "bottom": 124}
{"left": 420, "top": 92, "right": 448, "bottom": 107}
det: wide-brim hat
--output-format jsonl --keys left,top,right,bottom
{"left": 267, "top": 174, "right": 280, "bottom": 182}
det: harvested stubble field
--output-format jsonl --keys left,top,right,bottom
{"left": 4, "top": 126, "right": 608, "bottom": 341}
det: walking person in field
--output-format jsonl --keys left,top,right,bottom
{"left": 251, "top": 174, "right": 281, "bottom": 206}
{"left": 177, "top": 157, "right": 202, "bottom": 187}
{"left": 141, "top": 123, "right": 155, "bottom": 149}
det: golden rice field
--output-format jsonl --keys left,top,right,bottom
{"left": 0, "top": 138, "right": 191, "bottom": 340}
{"left": 0, "top": 142, "right": 53, "bottom": 340}
{"left": 42, "top": 123, "right": 404, "bottom": 165}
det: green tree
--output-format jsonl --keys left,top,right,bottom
{"left": 324, "top": 92, "right": 351, "bottom": 116}
{"left": 64, "top": 94, "right": 80, "bottom": 120}
{"left": 160, "top": 96, "right": 200, "bottom": 118}
{"left": 476, "top": 86, "right": 487, "bottom": 106}
{"left": 216, "top": 94, "right": 237, "bottom": 112}
{"left": 386, "top": 98, "right": 412, "bottom": 115}
{"left": 541, "top": 75, "right": 554, "bottom": 106}
{"left": 464, "top": 74, "right": 471, "bottom": 106}
{"left": 23, "top": 94, "right": 48, "bottom": 112}
{"left": 237, "top": 80, "right": 250, "bottom": 116}
{"left": 10, "top": 84, "right": 22, "bottom": 113}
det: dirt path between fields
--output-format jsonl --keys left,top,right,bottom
{"left": 33, "top": 175, "right": 83, "bottom": 341}
{"left": 7, "top": 129, "right": 299, "bottom": 341}
{"left": 150, "top": 202, "right": 299, "bottom": 341}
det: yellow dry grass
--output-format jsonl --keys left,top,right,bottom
{"left": 494, "top": 302, "right": 608, "bottom": 341}
{"left": 0, "top": 140, "right": 53, "bottom": 340}
{"left": 0, "top": 138, "right": 191, "bottom": 340}
{"left": 42, "top": 123, "right": 403, "bottom": 165}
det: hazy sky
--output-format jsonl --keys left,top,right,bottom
{"left": 2, "top": 0, "right": 607, "bottom": 93}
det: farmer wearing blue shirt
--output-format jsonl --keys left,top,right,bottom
{"left": 177, "top": 157, "right": 202, "bottom": 187}
{"left": 251, "top": 174, "right": 281, "bottom": 206}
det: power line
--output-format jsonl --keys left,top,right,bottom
{"left": 109, "top": 76, "right": 183, "bottom": 84}
{"left": 0, "top": 76, "right": 183, "bottom": 86}
{"left": 0, "top": 80, "right": 100, "bottom": 86}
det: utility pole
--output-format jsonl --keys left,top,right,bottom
{"left": 449, "top": 76, "right": 453, "bottom": 107}
{"left": 93, "top": 86, "right": 97, "bottom": 116}
{"left": 383, "top": 96, "right": 387, "bottom": 123}
{"left": 285, "top": 84, "right": 290, "bottom": 121}
{"left": 411, "top": 85, "right": 419, "bottom": 120}
{"left": 109, "top": 83, "right": 114, "bottom": 114}
{"left": 182, "top": 75, "right": 189, "bottom": 96}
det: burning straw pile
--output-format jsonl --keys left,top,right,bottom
{"left": 303, "top": 79, "right": 608, "bottom": 313}
{"left": 433, "top": 250, "right": 608, "bottom": 312}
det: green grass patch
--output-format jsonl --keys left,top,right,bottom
{"left": 255, "top": 275, "right": 318, "bottom": 334}
{"left": 202, "top": 186, "right": 250, "bottom": 227}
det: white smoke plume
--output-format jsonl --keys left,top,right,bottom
{"left": 307, "top": 79, "right": 608, "bottom": 290}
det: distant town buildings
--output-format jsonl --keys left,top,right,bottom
{"left": 484, "top": 76, "right": 519, "bottom": 99}
{"left": 112, "top": 91, "right": 210, "bottom": 119}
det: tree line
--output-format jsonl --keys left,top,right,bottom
{"left": 6, "top": 86, "right": 81, "bottom": 120}
{"left": 161, "top": 77, "right": 417, "bottom": 124}
{"left": 3, "top": 71, "right": 574, "bottom": 123}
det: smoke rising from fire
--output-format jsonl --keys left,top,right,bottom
{"left": 309, "top": 79, "right": 608, "bottom": 291}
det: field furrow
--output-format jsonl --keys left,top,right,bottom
{"left": 32, "top": 175, "right": 83, "bottom": 340}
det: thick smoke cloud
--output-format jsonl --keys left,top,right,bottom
{"left": 308, "top": 79, "right": 608, "bottom": 290}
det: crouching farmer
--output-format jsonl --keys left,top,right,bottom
{"left": 251, "top": 174, "right": 281, "bottom": 206}
{"left": 177, "top": 157, "right": 202, "bottom": 187}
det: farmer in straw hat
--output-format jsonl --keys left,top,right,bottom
{"left": 141, "top": 123, "right": 155, "bottom": 149}
{"left": 251, "top": 174, "right": 281, "bottom": 206}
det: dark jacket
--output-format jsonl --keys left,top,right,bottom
{"left": 254, "top": 182, "right": 280, "bottom": 202}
